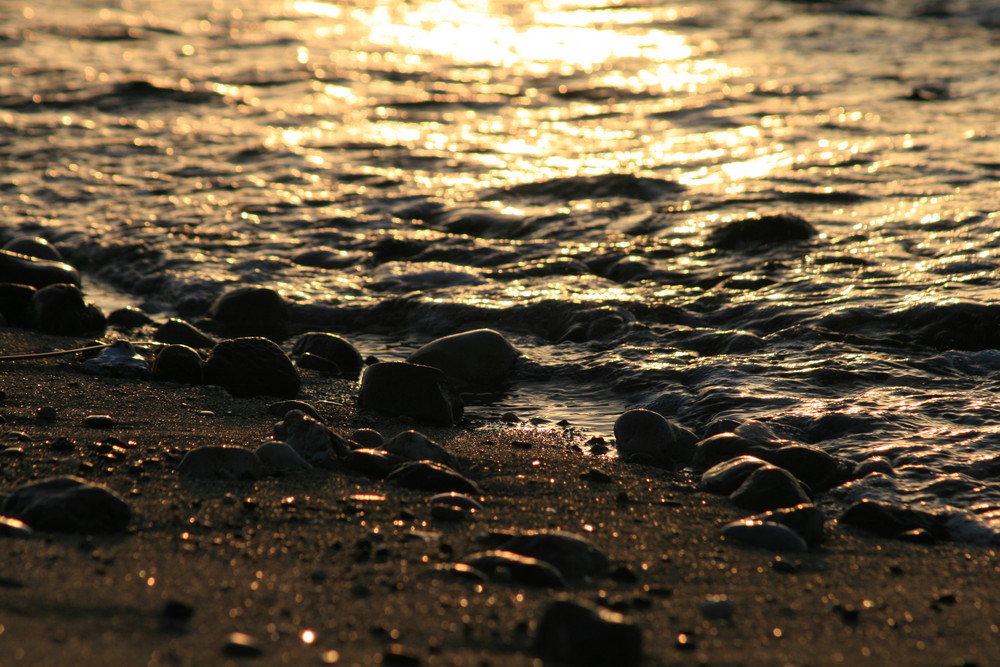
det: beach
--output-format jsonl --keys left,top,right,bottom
{"left": 1, "top": 329, "right": 997, "bottom": 666}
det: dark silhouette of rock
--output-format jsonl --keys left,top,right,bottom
{"left": 3, "top": 236, "right": 63, "bottom": 262}
{"left": 153, "top": 344, "right": 204, "bottom": 385}
{"left": 207, "top": 286, "right": 291, "bottom": 342}
{"left": 359, "top": 361, "right": 463, "bottom": 425}
{"left": 839, "top": 499, "right": 950, "bottom": 541}
{"left": 722, "top": 519, "right": 809, "bottom": 552}
{"left": 292, "top": 332, "right": 364, "bottom": 379}
{"left": 0, "top": 283, "right": 36, "bottom": 326}
{"left": 749, "top": 444, "right": 846, "bottom": 493}
{"left": 154, "top": 318, "right": 216, "bottom": 349}
{"left": 107, "top": 306, "right": 154, "bottom": 329}
{"left": 691, "top": 432, "right": 759, "bottom": 470}
{"left": 461, "top": 550, "right": 566, "bottom": 588}
{"left": 730, "top": 466, "right": 810, "bottom": 511}
{"left": 29, "top": 283, "right": 105, "bottom": 336}
{"left": 0, "top": 249, "right": 79, "bottom": 288}
{"left": 204, "top": 337, "right": 300, "bottom": 398}
{"left": 534, "top": 599, "right": 643, "bottom": 666}
{"left": 176, "top": 446, "right": 262, "bottom": 480}
{"left": 386, "top": 460, "right": 481, "bottom": 494}
{"left": 700, "top": 456, "right": 772, "bottom": 494}
{"left": 1, "top": 476, "right": 130, "bottom": 533}
{"left": 614, "top": 409, "right": 697, "bottom": 467}
{"left": 746, "top": 503, "right": 827, "bottom": 547}
{"left": 500, "top": 530, "right": 609, "bottom": 580}
{"left": 406, "top": 328, "right": 520, "bottom": 384}
{"left": 708, "top": 213, "right": 816, "bottom": 250}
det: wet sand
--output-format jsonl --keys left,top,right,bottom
{"left": 0, "top": 329, "right": 997, "bottom": 666}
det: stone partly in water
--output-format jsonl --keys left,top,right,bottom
{"left": 745, "top": 503, "right": 827, "bottom": 547}
{"left": 358, "top": 361, "right": 463, "bottom": 426}
{"left": 386, "top": 460, "right": 482, "bottom": 495}
{"left": 691, "top": 432, "right": 759, "bottom": 471}
{"left": 708, "top": 212, "right": 816, "bottom": 250}
{"left": 729, "top": 466, "right": 811, "bottom": 511}
{"left": 460, "top": 550, "right": 567, "bottom": 588}
{"left": 722, "top": 519, "right": 809, "bottom": 553}
{"left": 204, "top": 337, "right": 300, "bottom": 399}
{"left": 3, "top": 236, "right": 63, "bottom": 262}
{"left": 154, "top": 318, "right": 216, "bottom": 349}
{"left": 272, "top": 409, "right": 349, "bottom": 465}
{"left": 0, "top": 249, "right": 80, "bottom": 288}
{"left": 500, "top": 530, "right": 609, "bottom": 580}
{"left": 82, "top": 341, "right": 152, "bottom": 379}
{"left": 176, "top": 446, "right": 262, "bottom": 480}
{"left": 700, "top": 456, "right": 772, "bottom": 495}
{"left": 254, "top": 440, "right": 313, "bottom": 475}
{"left": 153, "top": 344, "right": 204, "bottom": 385}
{"left": 534, "top": 599, "right": 643, "bottom": 667}
{"left": 207, "top": 286, "right": 291, "bottom": 342}
{"left": 838, "top": 499, "right": 951, "bottom": 541}
{"left": 1, "top": 476, "right": 131, "bottom": 533}
{"left": 385, "top": 430, "right": 460, "bottom": 468}
{"left": 406, "top": 328, "right": 520, "bottom": 384}
{"left": 29, "top": 283, "right": 105, "bottom": 336}
{"left": 749, "top": 444, "right": 846, "bottom": 493}
{"left": 292, "top": 332, "right": 364, "bottom": 380}
{"left": 613, "top": 409, "right": 697, "bottom": 467}
{"left": 852, "top": 456, "right": 895, "bottom": 480}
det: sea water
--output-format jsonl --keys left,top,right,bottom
{"left": 3, "top": 0, "right": 1000, "bottom": 541}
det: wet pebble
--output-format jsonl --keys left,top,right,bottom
{"left": 153, "top": 344, "right": 203, "bottom": 385}
{"left": 499, "top": 529, "right": 609, "bottom": 580}
{"left": 746, "top": 503, "right": 826, "bottom": 547}
{"left": 342, "top": 448, "right": 401, "bottom": 479}
{"left": 273, "top": 409, "right": 349, "bottom": 465}
{"left": 852, "top": 456, "right": 894, "bottom": 480}
{"left": 700, "top": 456, "right": 771, "bottom": 494}
{"left": 204, "top": 337, "right": 300, "bottom": 399}
{"left": 1, "top": 476, "right": 131, "bottom": 533}
{"left": 460, "top": 550, "right": 566, "bottom": 588}
{"left": 3, "top": 236, "right": 63, "bottom": 262}
{"left": 613, "top": 409, "right": 697, "bottom": 467}
{"left": 386, "top": 460, "right": 482, "bottom": 495}
{"left": 292, "top": 332, "right": 364, "bottom": 379}
{"left": 0, "top": 248, "right": 80, "bottom": 288}
{"left": 385, "top": 430, "right": 459, "bottom": 468}
{"left": 297, "top": 352, "right": 341, "bottom": 374}
{"left": 722, "top": 519, "right": 808, "bottom": 552}
{"left": 534, "top": 599, "right": 642, "bottom": 666}
{"left": 349, "top": 428, "right": 384, "bottom": 449}
{"left": 176, "top": 446, "right": 262, "bottom": 480}
{"left": 154, "top": 318, "right": 216, "bottom": 349}
{"left": 359, "top": 361, "right": 464, "bottom": 426}
{"left": 29, "top": 283, "right": 105, "bottom": 336}
{"left": 207, "top": 286, "right": 291, "bottom": 342}
{"left": 82, "top": 341, "right": 151, "bottom": 379}
{"left": 838, "top": 498, "right": 950, "bottom": 541}
{"left": 83, "top": 414, "right": 115, "bottom": 429}
{"left": 254, "top": 440, "right": 313, "bottom": 475}
{"left": 749, "top": 443, "right": 845, "bottom": 492}
{"left": 691, "top": 432, "right": 759, "bottom": 471}
{"left": 708, "top": 212, "right": 816, "bottom": 250}
{"left": 406, "top": 328, "right": 520, "bottom": 384}
{"left": 729, "top": 465, "right": 810, "bottom": 511}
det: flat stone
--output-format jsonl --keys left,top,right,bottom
{"left": 359, "top": 361, "right": 463, "bottom": 426}
{"left": 461, "top": 550, "right": 566, "bottom": 588}
{"left": 1, "top": 476, "right": 130, "bottom": 533}
{"left": 406, "top": 328, "right": 520, "bottom": 384}
{"left": 722, "top": 519, "right": 809, "bottom": 552}
{"left": 387, "top": 460, "right": 481, "bottom": 495}
{"left": 534, "top": 599, "right": 642, "bottom": 666}
{"left": 154, "top": 318, "right": 216, "bottom": 349}
{"left": 176, "top": 446, "right": 262, "bottom": 480}
{"left": 204, "top": 337, "right": 300, "bottom": 399}
{"left": 614, "top": 409, "right": 697, "bottom": 467}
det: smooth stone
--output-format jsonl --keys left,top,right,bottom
{"left": 107, "top": 306, "right": 154, "bottom": 329}
{"left": 254, "top": 440, "right": 313, "bottom": 475}
{"left": 385, "top": 430, "right": 460, "bottom": 468}
{"left": 273, "top": 409, "right": 349, "bottom": 465}
{"left": 386, "top": 460, "right": 482, "bottom": 495}
{"left": 838, "top": 499, "right": 950, "bottom": 541}
{"left": 153, "top": 344, "right": 204, "bottom": 385}
{"left": 691, "top": 433, "right": 759, "bottom": 471}
{"left": 83, "top": 414, "right": 115, "bottom": 428}
{"left": 406, "top": 328, "right": 520, "bottom": 384}
{"left": 29, "top": 283, "right": 105, "bottom": 336}
{"left": 746, "top": 503, "right": 827, "bottom": 547}
{"left": 1, "top": 476, "right": 130, "bottom": 533}
{"left": 722, "top": 519, "right": 809, "bottom": 552}
{"left": 204, "top": 337, "right": 300, "bottom": 399}
{"left": 748, "top": 444, "right": 845, "bottom": 492}
{"left": 222, "top": 632, "right": 263, "bottom": 658}
{"left": 349, "top": 428, "right": 384, "bottom": 449}
{"left": 613, "top": 409, "right": 697, "bottom": 467}
{"left": 0, "top": 283, "right": 37, "bottom": 326}
{"left": 534, "top": 599, "right": 642, "bottom": 666}
{"left": 342, "top": 448, "right": 400, "bottom": 478}
{"left": 852, "top": 456, "right": 894, "bottom": 480}
{"left": 82, "top": 341, "right": 152, "bottom": 379}
{"left": 359, "top": 361, "right": 463, "bottom": 426}
{"left": 0, "top": 515, "right": 33, "bottom": 538}
{"left": 207, "top": 286, "right": 291, "bottom": 342}
{"left": 729, "top": 466, "right": 811, "bottom": 511}
{"left": 0, "top": 249, "right": 80, "bottom": 288}
{"left": 266, "top": 400, "right": 324, "bottom": 423}
{"left": 733, "top": 419, "right": 783, "bottom": 445}
{"left": 500, "top": 530, "right": 609, "bottom": 580}
{"left": 154, "top": 318, "right": 216, "bottom": 349}
{"left": 708, "top": 212, "right": 816, "bottom": 249}
{"left": 36, "top": 406, "right": 57, "bottom": 422}
{"left": 430, "top": 492, "right": 485, "bottom": 513}
{"left": 700, "top": 456, "right": 772, "bottom": 494}
{"left": 461, "top": 550, "right": 566, "bottom": 588}
{"left": 296, "top": 352, "right": 341, "bottom": 374}
{"left": 292, "top": 332, "right": 364, "bottom": 380}
{"left": 3, "top": 236, "right": 63, "bottom": 262}
{"left": 176, "top": 446, "right": 262, "bottom": 480}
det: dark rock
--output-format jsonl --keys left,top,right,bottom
{"left": 386, "top": 460, "right": 481, "bottom": 495}
{"left": 1, "top": 476, "right": 130, "bottom": 533}
{"left": 154, "top": 318, "right": 216, "bottom": 349}
{"left": 82, "top": 341, "right": 152, "bottom": 379}
{"left": 342, "top": 448, "right": 400, "bottom": 478}
{"left": 431, "top": 492, "right": 484, "bottom": 513}
{"left": 614, "top": 409, "right": 697, "bottom": 467}
{"left": 385, "top": 430, "right": 459, "bottom": 468}
{"left": 745, "top": 503, "right": 826, "bottom": 547}
{"left": 534, "top": 599, "right": 642, "bottom": 666}
{"left": 700, "top": 595, "right": 735, "bottom": 621}
{"left": 254, "top": 441, "right": 312, "bottom": 475}
{"left": 406, "top": 328, "right": 520, "bottom": 384}
{"left": 204, "top": 337, "right": 300, "bottom": 398}
{"left": 176, "top": 446, "right": 262, "bottom": 480}
{"left": 349, "top": 428, "right": 384, "bottom": 449}
{"left": 0, "top": 249, "right": 80, "bottom": 288}
{"left": 852, "top": 456, "right": 894, "bottom": 480}
{"left": 691, "top": 433, "right": 758, "bottom": 471}
{"left": 0, "top": 283, "right": 36, "bottom": 326}
{"left": 461, "top": 550, "right": 567, "bottom": 588}
{"left": 207, "top": 286, "right": 291, "bottom": 342}
{"left": 708, "top": 213, "right": 816, "bottom": 250}
{"left": 36, "top": 406, "right": 57, "bottom": 422}
{"left": 153, "top": 344, "right": 204, "bottom": 385}
{"left": 292, "top": 332, "right": 364, "bottom": 379}
{"left": 729, "top": 466, "right": 810, "bottom": 511}
{"left": 83, "top": 414, "right": 115, "bottom": 429}
{"left": 700, "top": 456, "right": 771, "bottom": 494}
{"left": 749, "top": 444, "right": 845, "bottom": 492}
{"left": 29, "top": 283, "right": 105, "bottom": 336}
{"left": 107, "top": 306, "right": 154, "bottom": 329}
{"left": 273, "top": 409, "right": 349, "bottom": 464}
{"left": 500, "top": 530, "right": 609, "bottom": 580}
{"left": 3, "top": 236, "right": 63, "bottom": 262}
{"left": 838, "top": 499, "right": 950, "bottom": 541}
{"left": 159, "top": 599, "right": 194, "bottom": 633}
{"left": 722, "top": 519, "right": 809, "bottom": 552}
{"left": 266, "top": 400, "right": 324, "bottom": 423}
{"left": 296, "top": 352, "right": 341, "bottom": 374}
{"left": 359, "top": 361, "right": 463, "bottom": 426}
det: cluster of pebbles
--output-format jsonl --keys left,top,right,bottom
{"left": 0, "top": 235, "right": 963, "bottom": 664}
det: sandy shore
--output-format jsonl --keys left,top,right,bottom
{"left": 0, "top": 328, "right": 997, "bottom": 666}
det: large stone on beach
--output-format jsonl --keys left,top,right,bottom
{"left": 29, "top": 283, "right": 105, "bottom": 336}
{"left": 534, "top": 599, "right": 643, "bottom": 666}
{"left": 406, "top": 328, "right": 520, "bottom": 384}
{"left": 359, "top": 361, "right": 463, "bottom": 425}
{"left": 387, "top": 460, "right": 481, "bottom": 495}
{"left": 292, "top": 332, "right": 364, "bottom": 380}
{"left": 207, "top": 286, "right": 291, "bottom": 342}
{"left": 749, "top": 444, "right": 845, "bottom": 492}
{"left": 708, "top": 213, "right": 816, "bottom": 250}
{"left": 614, "top": 409, "right": 697, "bottom": 467}
{"left": 176, "top": 446, "right": 262, "bottom": 480}
{"left": 153, "top": 344, "right": 204, "bottom": 385}
{"left": 700, "top": 456, "right": 772, "bottom": 495}
{"left": 385, "top": 430, "right": 459, "bottom": 468}
{"left": 272, "top": 409, "right": 349, "bottom": 465}
{"left": 3, "top": 236, "right": 63, "bottom": 262}
{"left": 1, "top": 476, "right": 130, "bottom": 533}
{"left": 691, "top": 432, "right": 759, "bottom": 471}
{"left": 729, "top": 466, "right": 810, "bottom": 511}
{"left": 500, "top": 530, "right": 609, "bottom": 580}
{"left": 204, "top": 337, "right": 300, "bottom": 398}
{"left": 0, "top": 248, "right": 80, "bottom": 288}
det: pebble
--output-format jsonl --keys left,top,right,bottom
{"left": 3, "top": 236, "right": 63, "bottom": 262}
{"left": 852, "top": 456, "right": 895, "bottom": 480}
{"left": 386, "top": 460, "right": 482, "bottom": 495}
{"left": 36, "top": 406, "right": 57, "bottom": 422}
{"left": 460, "top": 550, "right": 567, "bottom": 588}
{"left": 152, "top": 344, "right": 204, "bottom": 385}
{"left": 153, "top": 318, "right": 216, "bottom": 349}
{"left": 613, "top": 409, "right": 697, "bottom": 467}
{"left": 254, "top": 440, "right": 313, "bottom": 475}
{"left": 729, "top": 465, "right": 810, "bottom": 511}
{"left": 722, "top": 519, "right": 808, "bottom": 552}
{"left": 29, "top": 283, "right": 105, "bottom": 336}
{"left": 296, "top": 352, "right": 341, "bottom": 374}
{"left": 266, "top": 399, "right": 324, "bottom": 423}
{"left": 106, "top": 306, "right": 154, "bottom": 329}
{"left": 292, "top": 332, "right": 364, "bottom": 380}
{"left": 405, "top": 328, "right": 520, "bottom": 384}
{"left": 838, "top": 498, "right": 950, "bottom": 541}
{"left": 533, "top": 599, "right": 642, "bottom": 666}
{"left": 0, "top": 515, "right": 33, "bottom": 538}
{"left": 700, "top": 594, "right": 734, "bottom": 621}
{"left": 358, "top": 361, "right": 464, "bottom": 426}
{"left": 699, "top": 456, "right": 771, "bottom": 494}
{"left": 349, "top": 428, "right": 384, "bottom": 449}
{"left": 749, "top": 444, "right": 845, "bottom": 492}
{"left": 430, "top": 492, "right": 483, "bottom": 520}
{"left": 83, "top": 414, "right": 116, "bottom": 429}
{"left": 499, "top": 530, "right": 609, "bottom": 580}
{"left": 690, "top": 432, "right": 758, "bottom": 471}
{"left": 708, "top": 212, "right": 816, "bottom": 250}
{"left": 158, "top": 599, "right": 194, "bottom": 633}
{"left": 273, "top": 409, "right": 349, "bottom": 465}
{"left": 746, "top": 503, "right": 827, "bottom": 547}
{"left": 222, "top": 631, "right": 263, "bottom": 658}
{"left": 176, "top": 446, "right": 262, "bottom": 480}
{"left": 82, "top": 341, "right": 152, "bottom": 379}
{"left": 385, "top": 430, "right": 460, "bottom": 468}
{"left": 0, "top": 248, "right": 80, "bottom": 288}
{"left": 342, "top": 448, "right": 400, "bottom": 478}
{"left": 203, "top": 337, "right": 300, "bottom": 398}
{"left": 0, "top": 283, "right": 37, "bottom": 326}
{"left": 1, "top": 475, "right": 131, "bottom": 533}
{"left": 207, "top": 286, "right": 291, "bottom": 342}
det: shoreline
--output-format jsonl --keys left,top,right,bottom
{"left": 1, "top": 329, "right": 998, "bottom": 666}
